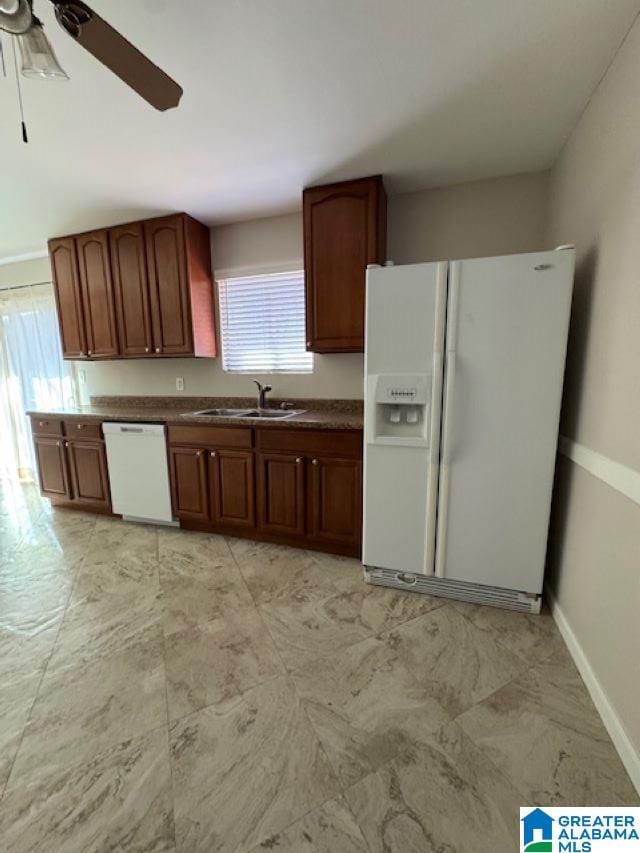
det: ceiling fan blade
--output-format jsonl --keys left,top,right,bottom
{"left": 52, "top": 1, "right": 182, "bottom": 111}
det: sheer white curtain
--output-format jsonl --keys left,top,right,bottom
{"left": 0, "top": 283, "right": 77, "bottom": 481}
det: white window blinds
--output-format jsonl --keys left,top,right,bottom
{"left": 218, "top": 270, "right": 313, "bottom": 374}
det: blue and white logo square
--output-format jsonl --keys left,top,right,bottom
{"left": 520, "top": 806, "right": 640, "bottom": 851}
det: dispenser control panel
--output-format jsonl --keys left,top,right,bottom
{"left": 374, "top": 374, "right": 428, "bottom": 405}
{"left": 389, "top": 387, "right": 418, "bottom": 401}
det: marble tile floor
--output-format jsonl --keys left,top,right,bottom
{"left": 0, "top": 481, "right": 636, "bottom": 853}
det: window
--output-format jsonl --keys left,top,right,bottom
{"left": 0, "top": 283, "right": 77, "bottom": 480}
{"left": 218, "top": 270, "right": 313, "bottom": 373}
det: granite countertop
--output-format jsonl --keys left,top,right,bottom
{"left": 27, "top": 396, "right": 364, "bottom": 432}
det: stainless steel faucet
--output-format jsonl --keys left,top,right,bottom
{"left": 252, "top": 380, "right": 272, "bottom": 409}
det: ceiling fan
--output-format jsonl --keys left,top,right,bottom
{"left": 0, "top": 0, "right": 182, "bottom": 111}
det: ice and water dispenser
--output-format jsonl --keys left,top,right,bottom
{"left": 367, "top": 374, "right": 430, "bottom": 444}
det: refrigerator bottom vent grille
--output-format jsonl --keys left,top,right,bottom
{"left": 364, "top": 567, "right": 542, "bottom": 614}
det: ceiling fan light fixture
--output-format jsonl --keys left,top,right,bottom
{"left": 18, "top": 18, "right": 69, "bottom": 80}
{"left": 0, "top": 0, "right": 32, "bottom": 34}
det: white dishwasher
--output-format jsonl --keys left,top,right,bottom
{"left": 103, "top": 423, "right": 175, "bottom": 524}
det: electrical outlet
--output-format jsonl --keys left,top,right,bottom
{"left": 176, "top": 377, "right": 185, "bottom": 392}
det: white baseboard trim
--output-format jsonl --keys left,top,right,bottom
{"left": 558, "top": 435, "right": 640, "bottom": 507}
{"left": 546, "top": 587, "right": 640, "bottom": 795}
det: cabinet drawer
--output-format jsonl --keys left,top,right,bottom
{"left": 256, "top": 428, "right": 362, "bottom": 458}
{"left": 168, "top": 425, "right": 253, "bottom": 449}
{"left": 64, "top": 421, "right": 103, "bottom": 441}
{"left": 31, "top": 417, "right": 64, "bottom": 437}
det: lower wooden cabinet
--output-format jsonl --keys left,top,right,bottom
{"left": 257, "top": 453, "right": 305, "bottom": 536}
{"left": 210, "top": 449, "right": 255, "bottom": 528}
{"left": 169, "top": 446, "right": 209, "bottom": 521}
{"left": 308, "top": 456, "right": 362, "bottom": 548}
{"left": 170, "top": 446, "right": 256, "bottom": 531}
{"left": 32, "top": 423, "right": 111, "bottom": 511}
{"left": 168, "top": 427, "right": 363, "bottom": 556}
{"left": 31, "top": 417, "right": 363, "bottom": 557}
{"left": 33, "top": 436, "right": 70, "bottom": 498}
{"left": 66, "top": 440, "right": 110, "bottom": 509}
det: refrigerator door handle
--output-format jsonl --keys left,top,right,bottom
{"left": 424, "top": 349, "right": 443, "bottom": 571}
{"left": 435, "top": 262, "right": 460, "bottom": 578}
{"left": 435, "top": 351, "right": 455, "bottom": 577}
{"left": 424, "top": 262, "right": 448, "bottom": 574}
{"left": 440, "top": 350, "right": 457, "bottom": 467}
{"left": 429, "top": 350, "right": 444, "bottom": 466}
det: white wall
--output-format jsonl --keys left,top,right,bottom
{"left": 213, "top": 213, "right": 303, "bottom": 278}
{"left": 0, "top": 257, "right": 50, "bottom": 290}
{"left": 0, "top": 172, "right": 549, "bottom": 400}
{"left": 388, "top": 170, "right": 549, "bottom": 264}
{"left": 74, "top": 170, "right": 549, "bottom": 400}
{"left": 81, "top": 350, "right": 366, "bottom": 402}
{"left": 546, "top": 15, "right": 640, "bottom": 782}
{"left": 81, "top": 212, "right": 365, "bottom": 401}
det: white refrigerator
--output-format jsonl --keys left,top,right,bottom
{"left": 362, "top": 249, "right": 574, "bottom": 613}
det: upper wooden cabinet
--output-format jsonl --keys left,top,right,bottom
{"left": 110, "top": 222, "right": 153, "bottom": 357}
{"left": 76, "top": 230, "right": 119, "bottom": 358}
{"left": 49, "top": 237, "right": 86, "bottom": 358}
{"left": 49, "top": 213, "right": 217, "bottom": 360}
{"left": 145, "top": 215, "right": 193, "bottom": 356}
{"left": 303, "top": 175, "right": 386, "bottom": 353}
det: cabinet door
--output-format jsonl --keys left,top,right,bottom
{"left": 308, "top": 456, "right": 362, "bottom": 548}
{"left": 170, "top": 446, "right": 209, "bottom": 521}
{"left": 33, "top": 436, "right": 70, "bottom": 499}
{"left": 110, "top": 222, "right": 153, "bottom": 357}
{"left": 257, "top": 453, "right": 305, "bottom": 536}
{"left": 49, "top": 237, "right": 86, "bottom": 359}
{"left": 209, "top": 449, "right": 255, "bottom": 529}
{"left": 66, "top": 440, "right": 111, "bottom": 509}
{"left": 145, "top": 215, "right": 193, "bottom": 355}
{"left": 76, "top": 230, "right": 119, "bottom": 358}
{"left": 303, "top": 176, "right": 386, "bottom": 353}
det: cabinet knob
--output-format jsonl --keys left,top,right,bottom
{"left": 145, "top": 347, "right": 150, "bottom": 353}
{"left": 77, "top": 424, "right": 82, "bottom": 430}
{"left": 88, "top": 350, "right": 93, "bottom": 356}
{"left": 306, "top": 341, "right": 311, "bottom": 348}
{"left": 39, "top": 421, "right": 45, "bottom": 427}
{"left": 296, "top": 457, "right": 302, "bottom": 464}
{"left": 196, "top": 450, "right": 202, "bottom": 457}
{"left": 56, "top": 441, "right": 61, "bottom": 447}
{"left": 155, "top": 347, "right": 161, "bottom": 353}
{"left": 210, "top": 451, "right": 216, "bottom": 457}
{"left": 311, "top": 458, "right": 318, "bottom": 465}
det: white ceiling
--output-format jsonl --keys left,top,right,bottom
{"left": 1, "top": 0, "right": 638, "bottom": 257}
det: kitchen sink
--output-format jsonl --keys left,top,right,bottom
{"left": 245, "top": 410, "right": 305, "bottom": 419}
{"left": 188, "top": 408, "right": 305, "bottom": 419}
{"left": 190, "top": 408, "right": 254, "bottom": 417}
